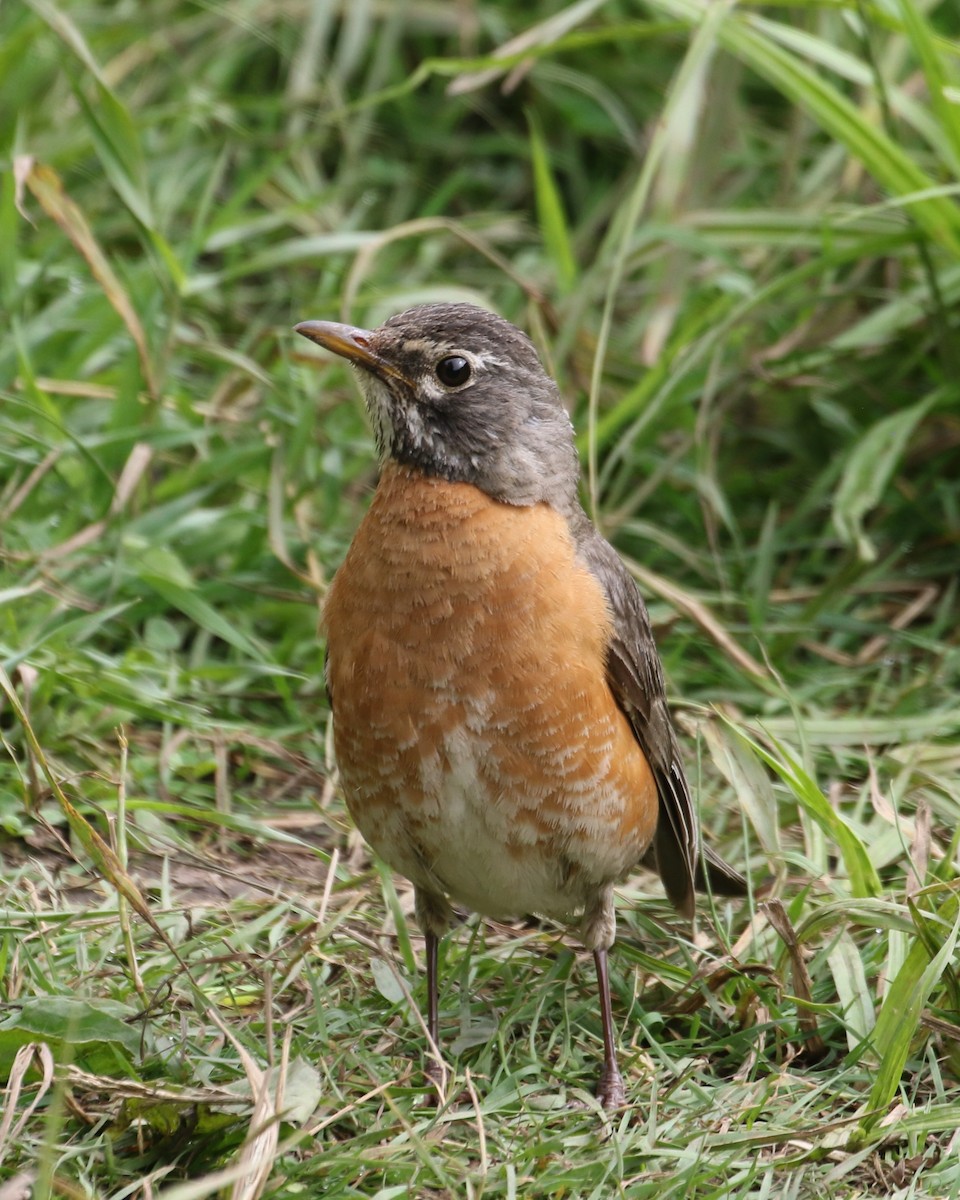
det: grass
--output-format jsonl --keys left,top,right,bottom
{"left": 1, "top": 0, "right": 959, "bottom": 1195}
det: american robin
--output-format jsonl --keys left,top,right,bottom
{"left": 295, "top": 303, "right": 745, "bottom": 1108}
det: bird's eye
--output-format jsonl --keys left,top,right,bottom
{"left": 435, "top": 355, "right": 471, "bottom": 387}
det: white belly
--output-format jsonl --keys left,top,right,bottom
{"left": 346, "top": 723, "right": 615, "bottom": 922}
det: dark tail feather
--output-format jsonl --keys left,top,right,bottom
{"left": 695, "top": 843, "right": 749, "bottom": 897}
{"left": 641, "top": 842, "right": 749, "bottom": 905}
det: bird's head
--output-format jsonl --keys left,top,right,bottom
{"left": 295, "top": 302, "right": 579, "bottom": 509}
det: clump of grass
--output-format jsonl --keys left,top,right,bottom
{"left": 1, "top": 0, "right": 958, "bottom": 1196}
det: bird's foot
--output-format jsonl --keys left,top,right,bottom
{"left": 596, "top": 1064, "right": 627, "bottom": 1110}
{"left": 422, "top": 1058, "right": 473, "bottom": 1108}
{"left": 423, "top": 1056, "right": 444, "bottom": 1099}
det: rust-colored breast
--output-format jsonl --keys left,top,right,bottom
{"left": 322, "top": 463, "right": 658, "bottom": 921}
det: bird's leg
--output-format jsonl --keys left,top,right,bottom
{"left": 581, "top": 886, "right": 627, "bottom": 1109}
{"left": 593, "top": 947, "right": 627, "bottom": 1109}
{"left": 415, "top": 888, "right": 454, "bottom": 1096}
{"left": 425, "top": 927, "right": 440, "bottom": 1052}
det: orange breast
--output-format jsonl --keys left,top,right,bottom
{"left": 322, "top": 463, "right": 658, "bottom": 920}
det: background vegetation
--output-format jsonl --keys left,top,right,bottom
{"left": 1, "top": 0, "right": 959, "bottom": 1196}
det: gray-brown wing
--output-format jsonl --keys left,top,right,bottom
{"left": 572, "top": 511, "right": 704, "bottom": 917}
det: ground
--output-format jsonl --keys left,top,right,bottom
{"left": 1, "top": 1, "right": 959, "bottom": 1197}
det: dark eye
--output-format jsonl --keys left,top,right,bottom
{"left": 435, "top": 355, "right": 471, "bottom": 387}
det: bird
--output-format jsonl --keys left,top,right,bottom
{"left": 295, "top": 302, "right": 745, "bottom": 1108}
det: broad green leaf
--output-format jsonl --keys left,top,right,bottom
{"left": 0, "top": 996, "right": 140, "bottom": 1054}
{"left": 832, "top": 391, "right": 939, "bottom": 561}
{"left": 370, "top": 956, "right": 407, "bottom": 1005}
{"left": 449, "top": 1016, "right": 500, "bottom": 1055}
{"left": 238, "top": 1056, "right": 321, "bottom": 1125}
{"left": 826, "top": 930, "right": 876, "bottom": 1050}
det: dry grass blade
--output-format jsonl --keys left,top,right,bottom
{"left": 0, "top": 450, "right": 62, "bottom": 523}
{"left": 0, "top": 664, "right": 167, "bottom": 939}
{"left": 623, "top": 554, "right": 769, "bottom": 679}
{"left": 213, "top": 1008, "right": 284, "bottom": 1200}
{"left": 31, "top": 443, "right": 153, "bottom": 564}
{"left": 340, "top": 216, "right": 543, "bottom": 317}
{"left": 446, "top": 0, "right": 607, "bottom": 95}
{"left": 14, "top": 156, "right": 158, "bottom": 396}
{"left": 60, "top": 1067, "right": 245, "bottom": 1109}
{"left": 0, "top": 1044, "right": 54, "bottom": 1165}
{"left": 228, "top": 1065, "right": 281, "bottom": 1200}
{"left": 764, "top": 899, "right": 826, "bottom": 1060}
{"left": 906, "top": 801, "right": 932, "bottom": 897}
{"left": 855, "top": 584, "right": 939, "bottom": 665}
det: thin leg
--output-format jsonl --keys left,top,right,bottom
{"left": 423, "top": 927, "right": 444, "bottom": 1094}
{"left": 414, "top": 888, "right": 454, "bottom": 1096}
{"left": 593, "top": 948, "right": 627, "bottom": 1108}
{"left": 425, "top": 927, "right": 439, "bottom": 1049}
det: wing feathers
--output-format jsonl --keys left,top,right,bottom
{"left": 573, "top": 511, "right": 744, "bottom": 914}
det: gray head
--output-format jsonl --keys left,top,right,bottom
{"left": 295, "top": 303, "right": 580, "bottom": 509}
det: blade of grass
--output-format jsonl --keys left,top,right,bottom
{"left": 646, "top": 0, "right": 960, "bottom": 256}
{"left": 863, "top": 891, "right": 960, "bottom": 1131}
{"left": 528, "top": 111, "right": 577, "bottom": 294}
{"left": 717, "top": 713, "right": 883, "bottom": 900}
{"left": 15, "top": 157, "right": 158, "bottom": 396}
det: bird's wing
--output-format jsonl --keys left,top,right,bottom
{"left": 572, "top": 511, "right": 745, "bottom": 916}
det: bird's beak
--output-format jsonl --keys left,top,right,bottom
{"left": 294, "top": 320, "right": 408, "bottom": 385}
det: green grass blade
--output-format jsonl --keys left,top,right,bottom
{"left": 646, "top": 0, "right": 960, "bottom": 255}
{"left": 528, "top": 112, "right": 577, "bottom": 294}
{"left": 717, "top": 714, "right": 883, "bottom": 900}
{"left": 864, "top": 893, "right": 960, "bottom": 1129}
{"left": 896, "top": 0, "right": 960, "bottom": 173}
